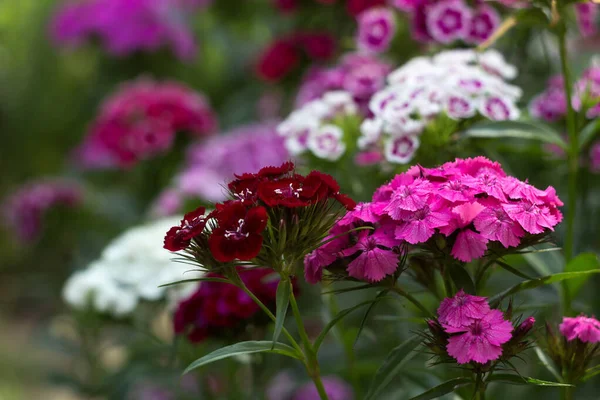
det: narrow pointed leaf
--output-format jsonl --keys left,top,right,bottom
{"left": 461, "top": 120, "right": 567, "bottom": 149}
{"left": 495, "top": 259, "right": 536, "bottom": 280}
{"left": 448, "top": 263, "right": 476, "bottom": 294}
{"left": 354, "top": 290, "right": 389, "bottom": 347}
{"left": 159, "top": 277, "right": 231, "bottom": 288}
{"left": 489, "top": 270, "right": 600, "bottom": 307}
{"left": 563, "top": 253, "right": 600, "bottom": 301}
{"left": 534, "top": 346, "right": 563, "bottom": 382}
{"left": 321, "top": 283, "right": 373, "bottom": 295}
{"left": 579, "top": 119, "right": 600, "bottom": 150}
{"left": 408, "top": 377, "right": 472, "bottom": 400}
{"left": 365, "top": 335, "right": 424, "bottom": 400}
{"left": 272, "top": 279, "right": 291, "bottom": 349}
{"left": 314, "top": 297, "right": 390, "bottom": 351}
{"left": 487, "top": 374, "right": 572, "bottom": 387}
{"left": 184, "top": 341, "right": 301, "bottom": 374}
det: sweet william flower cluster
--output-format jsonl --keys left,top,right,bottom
{"left": 164, "top": 162, "right": 355, "bottom": 274}
{"left": 306, "top": 157, "right": 563, "bottom": 283}
{"left": 76, "top": 78, "right": 217, "bottom": 169}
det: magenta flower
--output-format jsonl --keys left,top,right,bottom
{"left": 437, "top": 290, "right": 491, "bottom": 330}
{"left": 393, "top": 202, "right": 451, "bottom": 244}
{"left": 293, "top": 376, "right": 354, "bottom": 400}
{"left": 341, "top": 230, "right": 402, "bottom": 282}
{"left": 502, "top": 201, "right": 558, "bottom": 235}
{"left": 466, "top": 5, "right": 500, "bottom": 44}
{"left": 575, "top": 2, "right": 598, "bottom": 38}
{"left": 560, "top": 315, "right": 600, "bottom": 343}
{"left": 426, "top": 0, "right": 472, "bottom": 44}
{"left": 379, "top": 176, "right": 433, "bottom": 214}
{"left": 357, "top": 7, "right": 397, "bottom": 54}
{"left": 474, "top": 203, "right": 524, "bottom": 248}
{"left": 446, "top": 309, "right": 514, "bottom": 364}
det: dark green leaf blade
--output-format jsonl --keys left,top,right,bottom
{"left": 354, "top": 290, "right": 389, "bottom": 347}
{"left": 488, "top": 374, "right": 573, "bottom": 387}
{"left": 272, "top": 279, "right": 291, "bottom": 349}
{"left": 365, "top": 335, "right": 424, "bottom": 400}
{"left": 448, "top": 263, "right": 476, "bottom": 294}
{"left": 408, "top": 377, "right": 472, "bottom": 400}
{"left": 563, "top": 253, "right": 600, "bottom": 301}
{"left": 461, "top": 120, "right": 567, "bottom": 149}
{"left": 159, "top": 277, "right": 231, "bottom": 288}
{"left": 314, "top": 297, "right": 390, "bottom": 351}
{"left": 579, "top": 119, "right": 600, "bottom": 150}
{"left": 184, "top": 341, "right": 301, "bottom": 374}
{"left": 495, "top": 259, "right": 536, "bottom": 281}
{"left": 489, "top": 270, "right": 600, "bottom": 307}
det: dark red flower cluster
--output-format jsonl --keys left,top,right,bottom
{"left": 164, "top": 162, "right": 354, "bottom": 265}
{"left": 75, "top": 78, "right": 217, "bottom": 169}
{"left": 174, "top": 267, "right": 298, "bottom": 342}
{"left": 256, "top": 33, "right": 336, "bottom": 82}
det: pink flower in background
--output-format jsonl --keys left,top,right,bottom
{"left": 438, "top": 290, "right": 491, "bottom": 330}
{"left": 51, "top": 0, "right": 209, "bottom": 60}
{"left": 446, "top": 309, "right": 513, "bottom": 364}
{"left": 75, "top": 78, "right": 217, "bottom": 169}
{"left": 2, "top": 180, "right": 83, "bottom": 242}
{"left": 560, "top": 315, "right": 600, "bottom": 343}
{"left": 174, "top": 122, "right": 289, "bottom": 203}
{"left": 575, "top": 2, "right": 599, "bottom": 37}
{"left": 590, "top": 141, "right": 600, "bottom": 173}
{"left": 357, "top": 7, "right": 397, "bottom": 54}
{"left": 426, "top": 0, "right": 472, "bottom": 44}
{"left": 466, "top": 5, "right": 500, "bottom": 44}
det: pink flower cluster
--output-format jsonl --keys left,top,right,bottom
{"left": 295, "top": 53, "right": 392, "bottom": 114}
{"left": 50, "top": 0, "right": 209, "bottom": 60}
{"left": 75, "top": 78, "right": 217, "bottom": 169}
{"left": 2, "top": 180, "right": 82, "bottom": 242}
{"left": 174, "top": 267, "right": 298, "bottom": 343}
{"left": 156, "top": 122, "right": 288, "bottom": 210}
{"left": 392, "top": 0, "right": 501, "bottom": 45}
{"left": 437, "top": 290, "right": 514, "bottom": 364}
{"left": 356, "top": 7, "right": 397, "bottom": 54}
{"left": 530, "top": 65, "right": 600, "bottom": 122}
{"left": 575, "top": 2, "right": 599, "bottom": 38}
{"left": 560, "top": 315, "right": 600, "bottom": 343}
{"left": 305, "top": 157, "right": 563, "bottom": 283}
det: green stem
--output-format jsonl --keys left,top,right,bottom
{"left": 236, "top": 278, "right": 304, "bottom": 355}
{"left": 558, "top": 25, "right": 579, "bottom": 313}
{"left": 474, "top": 374, "right": 487, "bottom": 400}
{"left": 561, "top": 386, "right": 574, "bottom": 400}
{"left": 289, "top": 285, "right": 330, "bottom": 400}
{"left": 390, "top": 286, "right": 434, "bottom": 318}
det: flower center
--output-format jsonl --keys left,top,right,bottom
{"left": 274, "top": 183, "right": 302, "bottom": 198}
{"left": 224, "top": 218, "right": 249, "bottom": 239}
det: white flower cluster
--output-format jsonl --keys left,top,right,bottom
{"left": 277, "top": 91, "right": 357, "bottom": 161}
{"left": 63, "top": 217, "right": 202, "bottom": 317}
{"left": 362, "top": 49, "right": 522, "bottom": 164}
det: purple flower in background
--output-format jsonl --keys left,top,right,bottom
{"left": 575, "top": 2, "right": 599, "bottom": 38}
{"left": 529, "top": 80, "right": 568, "bottom": 123}
{"left": 590, "top": 141, "right": 600, "bottom": 173}
{"left": 426, "top": 0, "right": 472, "bottom": 44}
{"left": 356, "top": 7, "right": 397, "bottom": 54}
{"left": 466, "top": 5, "right": 500, "bottom": 44}
{"left": 293, "top": 377, "right": 354, "bottom": 400}
{"left": 175, "top": 122, "right": 289, "bottom": 203}
{"left": 51, "top": 0, "right": 210, "bottom": 60}
{"left": 2, "top": 179, "right": 83, "bottom": 242}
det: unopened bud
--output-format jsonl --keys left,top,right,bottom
{"left": 513, "top": 316, "right": 535, "bottom": 341}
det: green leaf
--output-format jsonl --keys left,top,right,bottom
{"left": 354, "top": 290, "right": 389, "bottom": 347}
{"left": 184, "top": 341, "right": 302, "bottom": 374}
{"left": 321, "top": 283, "right": 373, "bottom": 295}
{"left": 314, "top": 297, "right": 390, "bottom": 351}
{"left": 564, "top": 252, "right": 600, "bottom": 301}
{"left": 487, "top": 374, "right": 572, "bottom": 387}
{"left": 448, "top": 263, "right": 476, "bottom": 294}
{"left": 534, "top": 345, "right": 563, "bottom": 383}
{"left": 489, "top": 270, "right": 600, "bottom": 307}
{"left": 272, "top": 279, "right": 291, "bottom": 349}
{"left": 365, "top": 335, "right": 424, "bottom": 400}
{"left": 158, "top": 277, "right": 231, "bottom": 288}
{"left": 461, "top": 120, "right": 567, "bottom": 149}
{"left": 522, "top": 246, "right": 564, "bottom": 276}
{"left": 579, "top": 118, "right": 600, "bottom": 150}
{"left": 514, "top": 7, "right": 551, "bottom": 26}
{"left": 408, "top": 377, "right": 472, "bottom": 400}
{"left": 495, "top": 259, "right": 536, "bottom": 280}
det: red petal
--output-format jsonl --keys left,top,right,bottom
{"left": 208, "top": 229, "right": 235, "bottom": 262}
{"left": 234, "top": 233, "right": 264, "bottom": 261}
{"left": 164, "top": 226, "right": 190, "bottom": 251}
{"left": 245, "top": 206, "right": 269, "bottom": 233}
{"left": 257, "top": 161, "right": 295, "bottom": 178}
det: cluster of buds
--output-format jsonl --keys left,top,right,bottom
{"left": 164, "top": 162, "right": 355, "bottom": 278}
{"left": 545, "top": 315, "right": 600, "bottom": 384}
{"left": 424, "top": 291, "right": 535, "bottom": 368}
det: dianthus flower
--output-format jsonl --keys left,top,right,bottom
{"left": 437, "top": 289, "right": 490, "bottom": 330}
{"left": 51, "top": 0, "right": 208, "bottom": 60}
{"left": 165, "top": 162, "right": 355, "bottom": 274}
{"left": 560, "top": 315, "right": 600, "bottom": 343}
{"left": 169, "top": 122, "right": 288, "bottom": 204}
{"left": 2, "top": 179, "right": 82, "bottom": 242}
{"left": 75, "top": 78, "right": 216, "bottom": 169}
{"left": 174, "top": 267, "right": 298, "bottom": 342}
{"left": 575, "top": 2, "right": 599, "bottom": 37}
{"left": 356, "top": 7, "right": 397, "bottom": 54}
{"left": 306, "top": 157, "right": 563, "bottom": 283}
{"left": 356, "top": 49, "right": 520, "bottom": 165}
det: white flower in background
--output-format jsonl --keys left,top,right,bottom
{"left": 62, "top": 217, "right": 203, "bottom": 317}
{"left": 278, "top": 90, "right": 357, "bottom": 161}
{"left": 360, "top": 48, "right": 521, "bottom": 164}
